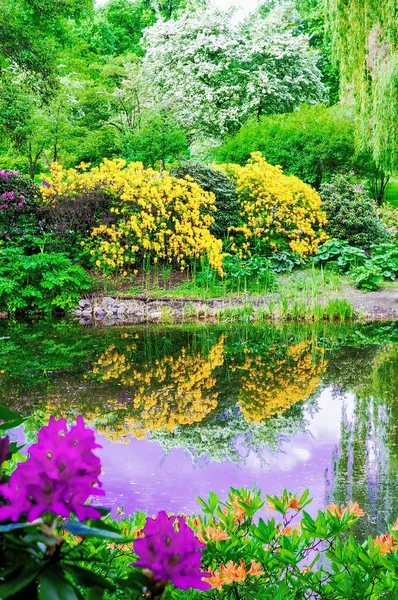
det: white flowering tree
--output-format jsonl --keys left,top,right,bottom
{"left": 139, "top": 6, "right": 326, "bottom": 138}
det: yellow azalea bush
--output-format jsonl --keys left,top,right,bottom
{"left": 40, "top": 159, "right": 223, "bottom": 275}
{"left": 90, "top": 336, "right": 225, "bottom": 438}
{"left": 234, "top": 341, "right": 326, "bottom": 423}
{"left": 222, "top": 152, "right": 328, "bottom": 257}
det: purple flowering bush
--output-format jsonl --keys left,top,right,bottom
{"left": 0, "top": 408, "right": 210, "bottom": 600}
{"left": 0, "top": 170, "right": 42, "bottom": 242}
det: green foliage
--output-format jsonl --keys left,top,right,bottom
{"left": 350, "top": 263, "right": 384, "bottom": 292}
{"left": 0, "top": 247, "right": 92, "bottom": 314}
{"left": 216, "top": 105, "right": 383, "bottom": 190}
{"left": 371, "top": 243, "right": 398, "bottom": 280}
{"left": 292, "top": 0, "right": 340, "bottom": 104}
{"left": 325, "top": 298, "right": 354, "bottom": 320}
{"left": 326, "top": 0, "right": 398, "bottom": 171}
{"left": 171, "top": 162, "right": 240, "bottom": 239}
{"left": 124, "top": 109, "right": 188, "bottom": 167}
{"left": 315, "top": 238, "right": 398, "bottom": 291}
{"left": 222, "top": 255, "right": 276, "bottom": 294}
{"left": 380, "top": 203, "right": 398, "bottom": 239}
{"left": 0, "top": 0, "right": 93, "bottom": 95}
{"left": 320, "top": 174, "right": 388, "bottom": 249}
{"left": 313, "top": 239, "right": 368, "bottom": 272}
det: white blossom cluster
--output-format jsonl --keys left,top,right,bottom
{"left": 136, "top": 5, "right": 326, "bottom": 139}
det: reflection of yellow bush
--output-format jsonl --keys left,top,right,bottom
{"left": 91, "top": 337, "right": 225, "bottom": 438}
{"left": 235, "top": 341, "right": 326, "bottom": 423}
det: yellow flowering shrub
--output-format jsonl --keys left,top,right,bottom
{"left": 234, "top": 341, "right": 326, "bottom": 423}
{"left": 40, "top": 159, "right": 223, "bottom": 275}
{"left": 222, "top": 153, "right": 328, "bottom": 257}
{"left": 90, "top": 336, "right": 225, "bottom": 438}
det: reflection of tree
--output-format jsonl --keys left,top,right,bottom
{"left": 234, "top": 341, "right": 326, "bottom": 423}
{"left": 331, "top": 344, "right": 398, "bottom": 537}
{"left": 150, "top": 402, "right": 315, "bottom": 465}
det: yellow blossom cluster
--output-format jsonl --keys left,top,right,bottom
{"left": 222, "top": 152, "right": 328, "bottom": 257}
{"left": 40, "top": 159, "right": 223, "bottom": 275}
{"left": 91, "top": 336, "right": 225, "bottom": 438}
{"left": 234, "top": 341, "right": 326, "bottom": 423}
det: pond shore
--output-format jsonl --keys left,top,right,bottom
{"left": 73, "top": 284, "right": 398, "bottom": 326}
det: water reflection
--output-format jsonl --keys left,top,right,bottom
{"left": 0, "top": 320, "right": 397, "bottom": 533}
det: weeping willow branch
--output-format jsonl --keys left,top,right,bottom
{"left": 326, "top": 0, "right": 398, "bottom": 171}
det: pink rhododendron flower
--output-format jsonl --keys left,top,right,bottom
{"left": 0, "top": 416, "right": 104, "bottom": 522}
{"left": 132, "top": 510, "right": 210, "bottom": 591}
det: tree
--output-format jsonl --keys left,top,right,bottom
{"left": 140, "top": 6, "right": 325, "bottom": 139}
{"left": 290, "top": 0, "right": 340, "bottom": 104}
{"left": 216, "top": 104, "right": 388, "bottom": 200}
{"left": 326, "top": 0, "right": 398, "bottom": 171}
{"left": 0, "top": 0, "right": 94, "bottom": 93}
{"left": 123, "top": 108, "right": 188, "bottom": 168}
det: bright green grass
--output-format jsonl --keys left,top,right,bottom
{"left": 385, "top": 177, "right": 398, "bottom": 207}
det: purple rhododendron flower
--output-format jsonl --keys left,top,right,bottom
{"left": 42, "top": 180, "right": 52, "bottom": 188}
{"left": 0, "top": 436, "right": 10, "bottom": 467}
{"left": 0, "top": 416, "right": 104, "bottom": 523}
{"left": 132, "top": 511, "right": 210, "bottom": 591}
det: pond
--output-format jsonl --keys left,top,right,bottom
{"left": 0, "top": 319, "right": 397, "bottom": 537}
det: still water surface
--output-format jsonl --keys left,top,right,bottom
{"left": 1, "top": 320, "right": 397, "bottom": 536}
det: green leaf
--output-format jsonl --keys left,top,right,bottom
{"left": 64, "top": 520, "right": 124, "bottom": 540}
{"left": 38, "top": 570, "right": 80, "bottom": 600}
{"left": 0, "top": 561, "right": 41, "bottom": 598}
{"left": 0, "top": 522, "right": 33, "bottom": 532}
{"left": 0, "top": 405, "right": 22, "bottom": 421}
{"left": 63, "top": 565, "right": 115, "bottom": 591}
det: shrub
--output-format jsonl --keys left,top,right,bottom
{"left": 41, "top": 159, "right": 224, "bottom": 275}
{"left": 313, "top": 239, "right": 368, "bottom": 272}
{"left": 380, "top": 203, "right": 398, "bottom": 239}
{"left": 39, "top": 163, "right": 114, "bottom": 239}
{"left": 0, "top": 168, "right": 42, "bottom": 241}
{"left": 319, "top": 174, "right": 389, "bottom": 249}
{"left": 171, "top": 161, "right": 240, "bottom": 239}
{"left": 350, "top": 263, "right": 384, "bottom": 291}
{"left": 223, "top": 153, "right": 328, "bottom": 257}
{"left": 216, "top": 104, "right": 387, "bottom": 197}
{"left": 0, "top": 247, "right": 92, "bottom": 314}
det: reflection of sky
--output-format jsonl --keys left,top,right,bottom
{"left": 98, "top": 387, "right": 353, "bottom": 517}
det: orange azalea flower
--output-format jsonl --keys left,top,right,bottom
{"left": 197, "top": 526, "right": 230, "bottom": 544}
{"left": 288, "top": 497, "right": 302, "bottom": 510}
{"left": 231, "top": 495, "right": 247, "bottom": 524}
{"left": 208, "top": 559, "right": 265, "bottom": 589}
{"left": 282, "top": 523, "right": 301, "bottom": 536}
{"left": 392, "top": 519, "right": 398, "bottom": 531}
{"left": 190, "top": 517, "right": 201, "bottom": 529}
{"left": 223, "top": 559, "right": 247, "bottom": 584}
{"left": 374, "top": 533, "right": 397, "bottom": 554}
{"left": 247, "top": 560, "right": 265, "bottom": 576}
{"left": 207, "top": 568, "right": 225, "bottom": 590}
{"left": 347, "top": 501, "right": 365, "bottom": 518}
{"left": 327, "top": 503, "right": 343, "bottom": 518}
{"left": 132, "top": 527, "right": 145, "bottom": 539}
{"left": 266, "top": 500, "right": 277, "bottom": 511}
{"left": 328, "top": 501, "right": 364, "bottom": 519}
